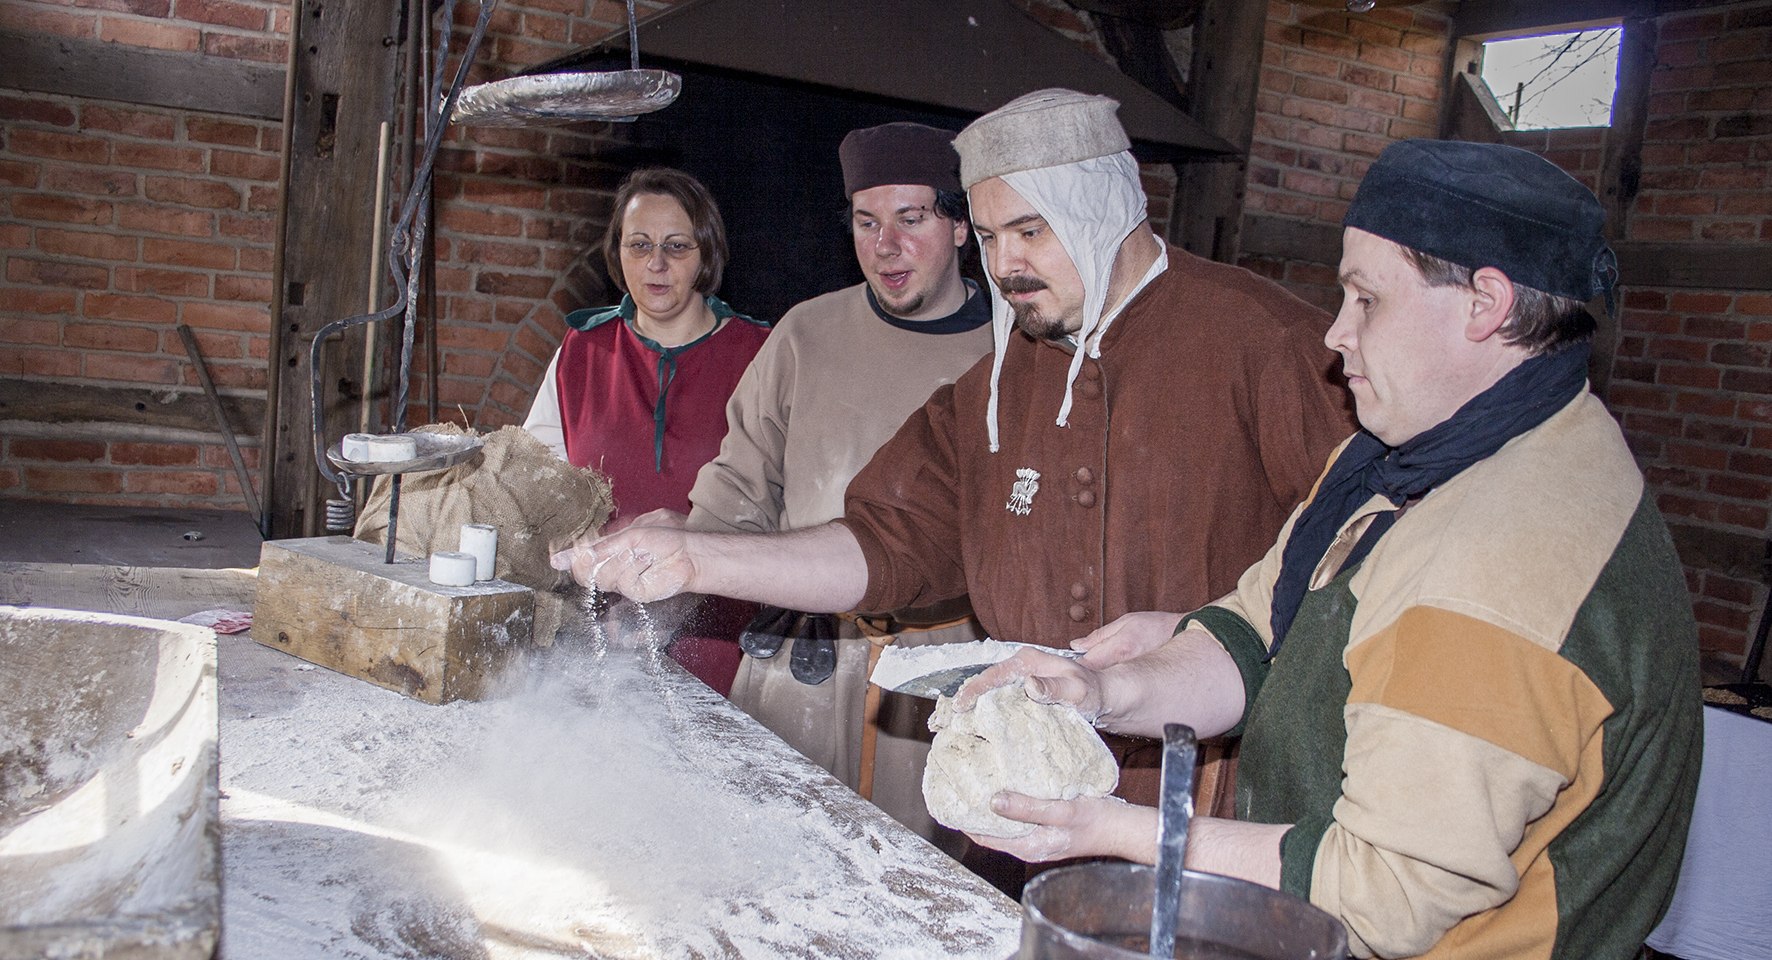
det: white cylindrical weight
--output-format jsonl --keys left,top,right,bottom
{"left": 428, "top": 550, "right": 476, "bottom": 587}
{"left": 365, "top": 434, "right": 418, "bottom": 462}
{"left": 341, "top": 433, "right": 375, "bottom": 462}
{"left": 459, "top": 523, "right": 497, "bottom": 581}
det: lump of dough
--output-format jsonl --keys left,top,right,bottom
{"left": 923, "top": 684, "right": 1118, "bottom": 839}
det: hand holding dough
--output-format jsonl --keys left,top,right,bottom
{"left": 923, "top": 684, "right": 1119, "bottom": 839}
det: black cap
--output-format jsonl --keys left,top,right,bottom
{"left": 839, "top": 122, "right": 963, "bottom": 197}
{"left": 1345, "top": 139, "right": 1618, "bottom": 307}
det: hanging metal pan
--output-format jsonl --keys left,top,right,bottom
{"left": 449, "top": 68, "right": 681, "bottom": 126}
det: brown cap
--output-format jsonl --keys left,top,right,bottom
{"left": 839, "top": 122, "right": 963, "bottom": 197}
{"left": 955, "top": 88, "right": 1129, "bottom": 188}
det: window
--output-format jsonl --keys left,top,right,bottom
{"left": 1479, "top": 28, "right": 1622, "bottom": 130}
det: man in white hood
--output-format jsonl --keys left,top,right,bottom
{"left": 555, "top": 88, "right": 1355, "bottom": 822}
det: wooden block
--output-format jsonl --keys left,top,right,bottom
{"left": 251, "top": 536, "right": 533, "bottom": 704}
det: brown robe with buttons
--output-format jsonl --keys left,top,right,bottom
{"left": 837, "top": 246, "right": 1357, "bottom": 812}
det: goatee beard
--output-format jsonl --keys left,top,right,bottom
{"left": 1011, "top": 302, "right": 1067, "bottom": 341}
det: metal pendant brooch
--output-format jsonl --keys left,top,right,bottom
{"left": 1006, "top": 467, "right": 1040, "bottom": 516}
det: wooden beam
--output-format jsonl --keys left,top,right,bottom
{"left": 0, "top": 377, "right": 263, "bottom": 440}
{"left": 262, "top": 0, "right": 404, "bottom": 538}
{"left": 1067, "top": 0, "right": 1197, "bottom": 30}
{"left": 0, "top": 30, "right": 283, "bottom": 120}
{"left": 1592, "top": 16, "right": 1657, "bottom": 395}
{"left": 1455, "top": 0, "right": 1740, "bottom": 39}
{"left": 1239, "top": 214, "right": 1341, "bottom": 266}
{"left": 1172, "top": 0, "right": 1266, "bottom": 262}
{"left": 1615, "top": 242, "right": 1772, "bottom": 290}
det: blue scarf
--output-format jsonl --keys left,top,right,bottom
{"left": 1266, "top": 342, "right": 1591, "bottom": 659}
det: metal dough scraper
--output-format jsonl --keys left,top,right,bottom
{"left": 869, "top": 639, "right": 1086, "bottom": 699}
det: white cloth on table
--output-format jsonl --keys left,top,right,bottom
{"left": 1646, "top": 704, "right": 1772, "bottom": 960}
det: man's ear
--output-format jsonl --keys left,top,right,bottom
{"left": 1466, "top": 267, "right": 1516, "bottom": 343}
{"left": 952, "top": 217, "right": 970, "bottom": 250}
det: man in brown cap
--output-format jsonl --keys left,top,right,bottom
{"left": 557, "top": 90, "right": 1353, "bottom": 838}
{"left": 958, "top": 138, "right": 1700, "bottom": 957}
{"left": 682, "top": 121, "right": 993, "bottom": 842}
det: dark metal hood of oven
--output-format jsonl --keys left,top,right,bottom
{"left": 554, "top": 0, "right": 1235, "bottom": 159}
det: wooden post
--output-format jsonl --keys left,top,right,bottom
{"left": 1594, "top": 16, "right": 1657, "bottom": 397}
{"left": 262, "top": 0, "right": 405, "bottom": 538}
{"left": 1172, "top": 0, "right": 1267, "bottom": 264}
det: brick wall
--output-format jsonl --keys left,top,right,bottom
{"left": 0, "top": 0, "right": 286, "bottom": 509}
{"left": 1597, "top": 2, "right": 1772, "bottom": 672}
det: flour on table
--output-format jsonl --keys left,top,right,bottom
{"left": 923, "top": 685, "right": 1118, "bottom": 839}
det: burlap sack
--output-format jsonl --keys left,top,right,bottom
{"left": 354, "top": 424, "right": 613, "bottom": 645}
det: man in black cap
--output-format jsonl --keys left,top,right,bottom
{"left": 956, "top": 139, "right": 1702, "bottom": 958}
{"left": 682, "top": 122, "right": 993, "bottom": 841}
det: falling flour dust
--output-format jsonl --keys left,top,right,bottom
{"left": 215, "top": 591, "right": 1018, "bottom": 960}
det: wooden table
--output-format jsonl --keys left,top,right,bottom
{"left": 1, "top": 562, "right": 1022, "bottom": 959}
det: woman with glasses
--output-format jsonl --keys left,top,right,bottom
{"left": 525, "top": 167, "right": 770, "bottom": 691}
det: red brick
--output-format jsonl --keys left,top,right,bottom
{"left": 1674, "top": 391, "right": 1738, "bottom": 418}
{"left": 117, "top": 203, "right": 215, "bottom": 237}
{"left": 1653, "top": 194, "right": 1717, "bottom": 216}
{"left": 83, "top": 293, "right": 177, "bottom": 324}
{"left": 64, "top": 321, "right": 159, "bottom": 351}
{"left": 1698, "top": 167, "right": 1766, "bottom": 191}
{"left": 1717, "top": 502, "right": 1770, "bottom": 529}
{"left": 24, "top": 467, "right": 123, "bottom": 494}
{"left": 438, "top": 205, "right": 522, "bottom": 239}
{"left": 203, "top": 443, "right": 259, "bottom": 469}
{"left": 11, "top": 438, "right": 106, "bottom": 462}
{"left": 36, "top": 227, "right": 138, "bottom": 261}
{"left": 210, "top": 149, "right": 279, "bottom": 181}
{"left": 1630, "top": 218, "right": 1696, "bottom": 241}
{"left": 8, "top": 126, "right": 109, "bottom": 163}
{"left": 43, "top": 166, "right": 138, "bottom": 197}
{"left": 144, "top": 175, "right": 242, "bottom": 210}
{"left": 173, "top": 0, "right": 266, "bottom": 28}
{"left": 1700, "top": 221, "right": 1758, "bottom": 242}
{"left": 1723, "top": 368, "right": 1772, "bottom": 395}
{"left": 1645, "top": 337, "right": 1709, "bottom": 362}
{"left": 213, "top": 274, "right": 271, "bottom": 302}
{"left": 184, "top": 116, "right": 260, "bottom": 148}
{"left": 197, "top": 361, "right": 266, "bottom": 390}
{"left": 0, "top": 348, "right": 81, "bottom": 377}
{"left": 181, "top": 329, "right": 245, "bottom": 359}
{"left": 124, "top": 469, "right": 220, "bottom": 496}
{"left": 7, "top": 257, "right": 109, "bottom": 288}
{"left": 11, "top": 193, "right": 111, "bottom": 228}
{"left": 217, "top": 213, "right": 274, "bottom": 243}
{"left": 97, "top": 17, "right": 198, "bottom": 51}
{"left": 1675, "top": 293, "right": 1738, "bottom": 316}
{"left": 1357, "top": 44, "right": 1411, "bottom": 73}
{"left": 473, "top": 271, "right": 553, "bottom": 298}
{"left": 1657, "top": 363, "right": 1722, "bottom": 389}
{"left": 202, "top": 32, "right": 285, "bottom": 63}
{"left": 114, "top": 265, "right": 209, "bottom": 297}
{"left": 180, "top": 301, "right": 267, "bottom": 332}
{"left": 238, "top": 247, "right": 272, "bottom": 272}
{"left": 1729, "top": 449, "right": 1772, "bottom": 476}
{"left": 80, "top": 104, "right": 176, "bottom": 139}
{"left": 0, "top": 95, "right": 77, "bottom": 127}
{"left": 1718, "top": 192, "right": 1772, "bottom": 216}
{"left": 0, "top": 317, "right": 60, "bottom": 345}
{"left": 246, "top": 184, "right": 279, "bottom": 213}
{"left": 1707, "top": 472, "right": 1772, "bottom": 502}
{"left": 113, "top": 141, "right": 206, "bottom": 172}
{"left": 1392, "top": 74, "right": 1438, "bottom": 101}
{"left": 1739, "top": 296, "right": 1772, "bottom": 318}
{"left": 2, "top": 290, "right": 78, "bottom": 316}
{"left": 0, "top": 158, "right": 40, "bottom": 188}
{"left": 1606, "top": 381, "right": 1673, "bottom": 412}
{"left": 1293, "top": 76, "right": 1351, "bottom": 104}
{"left": 110, "top": 441, "right": 201, "bottom": 466}
{"left": 144, "top": 237, "right": 236, "bottom": 269}
{"left": 84, "top": 352, "right": 178, "bottom": 383}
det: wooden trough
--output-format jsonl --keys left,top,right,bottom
{"left": 0, "top": 605, "right": 220, "bottom": 959}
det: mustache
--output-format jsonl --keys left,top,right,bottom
{"left": 996, "top": 276, "right": 1047, "bottom": 295}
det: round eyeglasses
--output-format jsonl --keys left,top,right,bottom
{"left": 622, "top": 240, "right": 699, "bottom": 260}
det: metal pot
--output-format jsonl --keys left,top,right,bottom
{"left": 1020, "top": 862, "right": 1348, "bottom": 959}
